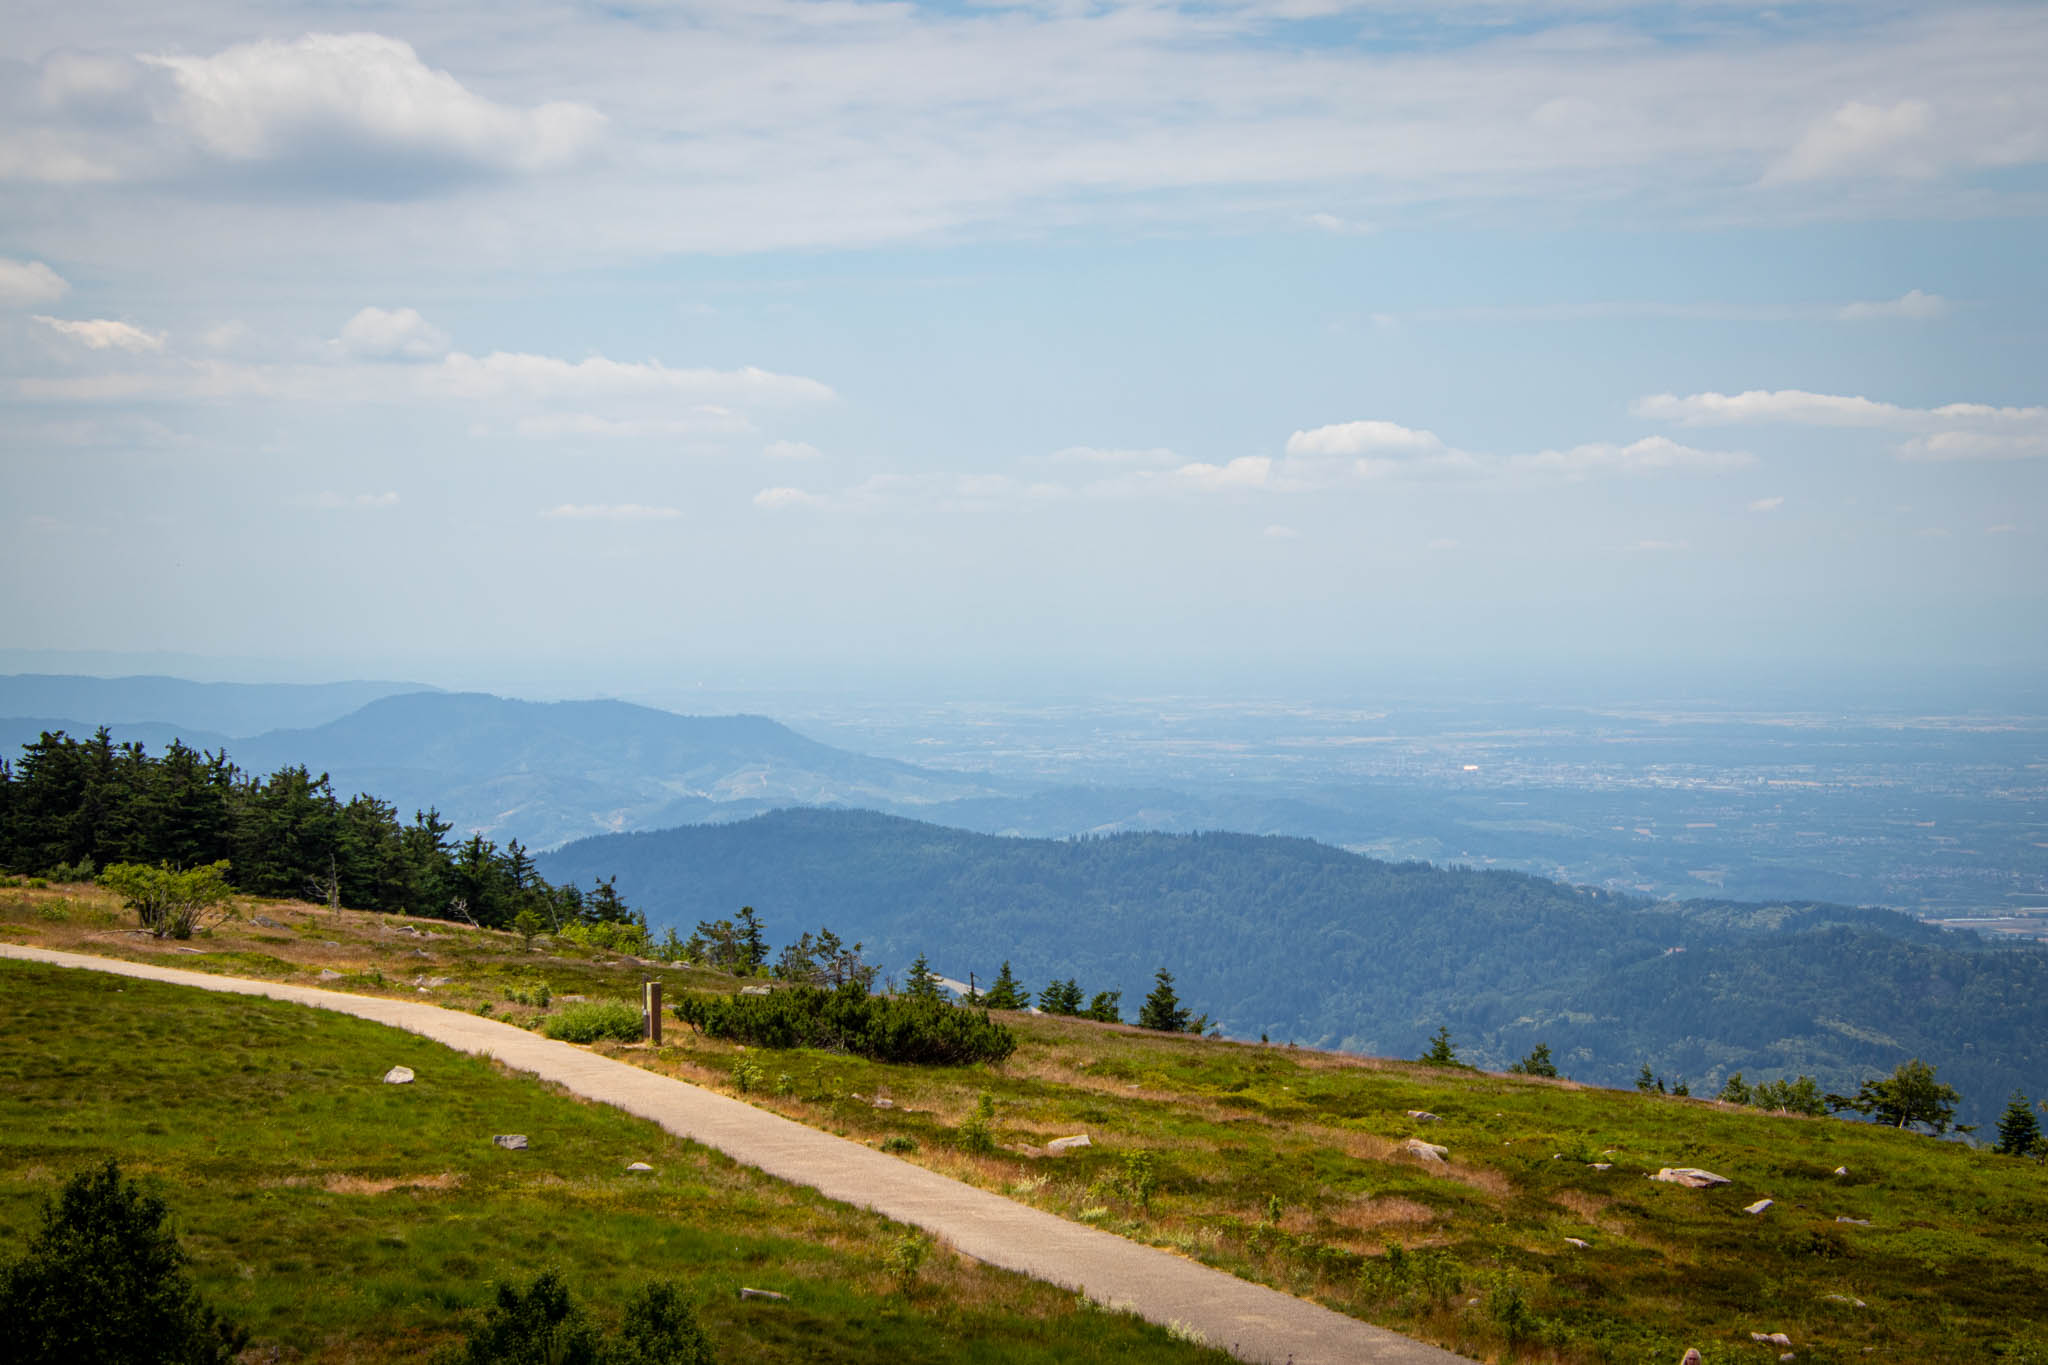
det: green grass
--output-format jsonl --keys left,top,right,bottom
{"left": 0, "top": 959, "right": 1228, "bottom": 1365}
{"left": 7, "top": 883, "right": 2047, "bottom": 1362}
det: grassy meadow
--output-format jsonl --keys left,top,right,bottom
{"left": 4, "top": 879, "right": 2046, "bottom": 1363}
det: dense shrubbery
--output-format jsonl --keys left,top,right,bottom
{"left": 542, "top": 1001, "right": 647, "bottom": 1044}
{"left": 0, "top": 727, "right": 639, "bottom": 934}
{"left": 674, "top": 983, "right": 1016, "bottom": 1066}
{"left": 0, "top": 1160, "right": 247, "bottom": 1365}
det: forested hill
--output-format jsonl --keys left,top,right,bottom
{"left": 537, "top": 808, "right": 2048, "bottom": 1126}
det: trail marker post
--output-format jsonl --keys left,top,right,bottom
{"left": 642, "top": 980, "right": 662, "bottom": 1044}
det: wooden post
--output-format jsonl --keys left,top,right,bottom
{"left": 642, "top": 980, "right": 663, "bottom": 1044}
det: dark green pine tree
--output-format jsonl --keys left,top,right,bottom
{"left": 1037, "top": 978, "right": 1083, "bottom": 1015}
{"left": 904, "top": 952, "right": 943, "bottom": 1001}
{"left": 1421, "top": 1026, "right": 1461, "bottom": 1067}
{"left": 1083, "top": 990, "right": 1123, "bottom": 1024}
{"left": 1136, "top": 968, "right": 1191, "bottom": 1032}
{"left": 1995, "top": 1091, "right": 2042, "bottom": 1157}
{"left": 1510, "top": 1042, "right": 1558, "bottom": 1078}
{"left": 735, "top": 906, "right": 770, "bottom": 974}
{"left": 982, "top": 961, "right": 1026, "bottom": 1010}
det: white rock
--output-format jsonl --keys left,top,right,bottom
{"left": 1047, "top": 1134, "right": 1092, "bottom": 1153}
{"left": 1407, "top": 1110, "right": 1440, "bottom": 1121}
{"left": 872, "top": 1096, "right": 895, "bottom": 1109}
{"left": 1750, "top": 1332, "right": 1793, "bottom": 1347}
{"left": 627, "top": 1162, "right": 654, "bottom": 1172}
{"left": 1835, "top": 1216, "right": 1870, "bottom": 1225}
{"left": 1564, "top": 1237, "right": 1590, "bottom": 1249}
{"left": 1650, "top": 1167, "right": 1730, "bottom": 1188}
{"left": 1589, "top": 1163, "right": 1613, "bottom": 1171}
{"left": 493, "top": 1134, "right": 528, "bottom": 1151}
{"left": 1745, "top": 1198, "right": 1774, "bottom": 1215}
{"left": 738, "top": 1287, "right": 789, "bottom": 1302}
{"left": 318, "top": 969, "right": 342, "bottom": 981}
{"left": 1680, "top": 1350, "right": 1703, "bottom": 1365}
{"left": 1834, "top": 1166, "right": 1848, "bottom": 1176}
{"left": 740, "top": 985, "right": 772, "bottom": 996}
{"left": 382, "top": 1066, "right": 415, "bottom": 1085}
{"left": 1402, "top": 1138, "right": 1450, "bottom": 1164}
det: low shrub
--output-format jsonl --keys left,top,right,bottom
{"left": 880, "top": 1135, "right": 918, "bottom": 1154}
{"left": 505, "top": 981, "right": 553, "bottom": 1008}
{"left": 673, "top": 984, "right": 1016, "bottom": 1067}
{"left": 543, "top": 1002, "right": 645, "bottom": 1044}
{"left": 435, "top": 1270, "right": 713, "bottom": 1365}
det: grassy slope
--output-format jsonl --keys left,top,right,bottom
{"left": 0, "top": 956, "right": 1227, "bottom": 1365}
{"left": 6, "top": 882, "right": 2047, "bottom": 1364}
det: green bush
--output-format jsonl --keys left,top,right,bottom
{"left": 543, "top": 1002, "right": 646, "bottom": 1044}
{"left": 880, "top": 1135, "right": 918, "bottom": 1154}
{"left": 0, "top": 1159, "right": 248, "bottom": 1365}
{"left": 437, "top": 1270, "right": 713, "bottom": 1365}
{"left": 673, "top": 983, "right": 1016, "bottom": 1067}
{"left": 957, "top": 1092, "right": 998, "bottom": 1153}
{"left": 505, "top": 981, "right": 553, "bottom": 1008}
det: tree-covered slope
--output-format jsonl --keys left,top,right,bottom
{"left": 538, "top": 809, "right": 2048, "bottom": 1124}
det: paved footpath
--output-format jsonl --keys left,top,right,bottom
{"left": 2, "top": 943, "right": 1470, "bottom": 1365}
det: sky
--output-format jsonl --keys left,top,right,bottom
{"left": 2, "top": 0, "right": 2044, "bottom": 701}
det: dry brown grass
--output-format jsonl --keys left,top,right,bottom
{"left": 320, "top": 1172, "right": 465, "bottom": 1194}
{"left": 1325, "top": 1195, "right": 1439, "bottom": 1237}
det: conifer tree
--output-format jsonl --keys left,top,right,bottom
{"left": 904, "top": 952, "right": 943, "bottom": 1001}
{"left": 1421, "top": 1026, "right": 1461, "bottom": 1066}
{"left": 1509, "top": 1042, "right": 1558, "bottom": 1078}
{"left": 1995, "top": 1091, "right": 2042, "bottom": 1157}
{"left": 982, "top": 961, "right": 1026, "bottom": 1010}
{"left": 1136, "top": 968, "right": 1191, "bottom": 1032}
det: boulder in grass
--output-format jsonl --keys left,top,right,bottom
{"left": 1650, "top": 1167, "right": 1730, "bottom": 1188}
{"left": 1745, "top": 1198, "right": 1774, "bottom": 1215}
{"left": 382, "top": 1066, "right": 415, "bottom": 1085}
{"left": 1750, "top": 1332, "right": 1793, "bottom": 1347}
{"left": 627, "top": 1162, "right": 654, "bottom": 1173}
{"left": 1047, "top": 1135, "right": 1092, "bottom": 1153}
{"left": 318, "top": 969, "right": 342, "bottom": 981}
{"left": 1564, "top": 1237, "right": 1590, "bottom": 1249}
{"left": 1407, "top": 1110, "right": 1440, "bottom": 1122}
{"left": 493, "top": 1134, "right": 528, "bottom": 1151}
{"left": 1403, "top": 1138, "right": 1450, "bottom": 1164}
{"left": 739, "top": 1288, "right": 789, "bottom": 1302}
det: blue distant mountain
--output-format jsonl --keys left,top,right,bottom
{"left": 0, "top": 674, "right": 433, "bottom": 738}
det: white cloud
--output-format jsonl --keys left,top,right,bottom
{"left": 336, "top": 306, "right": 449, "bottom": 360}
{"left": 1304, "top": 212, "right": 1373, "bottom": 235}
{"left": 198, "top": 321, "right": 249, "bottom": 350}
{"left": 32, "top": 315, "right": 165, "bottom": 352}
{"left": 430, "top": 352, "right": 834, "bottom": 404}
{"left": 1286, "top": 420, "right": 1445, "bottom": 458}
{"left": 1506, "top": 436, "right": 1754, "bottom": 477}
{"left": 1636, "top": 387, "right": 2048, "bottom": 461}
{"left": 1748, "top": 495, "right": 1785, "bottom": 512}
{"left": 1896, "top": 431, "right": 2048, "bottom": 462}
{"left": 1986, "top": 523, "right": 2018, "bottom": 535}
{"left": 1837, "top": 289, "right": 1949, "bottom": 322}
{"left": 1764, "top": 99, "right": 1934, "bottom": 183}
{"left": 541, "top": 503, "right": 680, "bottom": 520}
{"left": 514, "top": 410, "right": 753, "bottom": 440}
{"left": 1047, "top": 445, "right": 1178, "bottom": 466}
{"left": 1173, "top": 456, "right": 1271, "bottom": 491}
{"left": 1263, "top": 523, "right": 1300, "bottom": 539}
{"left": 141, "top": 33, "right": 604, "bottom": 187}
{"left": 754, "top": 486, "right": 822, "bottom": 510}
{"left": 764, "top": 439, "right": 823, "bottom": 459}
{"left": 309, "top": 490, "right": 399, "bottom": 510}
{"left": 0, "top": 259, "right": 69, "bottom": 308}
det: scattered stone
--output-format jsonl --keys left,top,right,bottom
{"left": 1823, "top": 1294, "right": 1868, "bottom": 1308}
{"left": 252, "top": 914, "right": 284, "bottom": 929}
{"left": 1564, "top": 1237, "right": 1590, "bottom": 1249}
{"left": 1047, "top": 1134, "right": 1092, "bottom": 1153}
{"left": 383, "top": 1066, "right": 415, "bottom": 1085}
{"left": 397, "top": 924, "right": 420, "bottom": 935}
{"left": 1406, "top": 1110, "right": 1440, "bottom": 1122}
{"left": 739, "top": 985, "right": 772, "bottom": 996}
{"left": 1650, "top": 1167, "right": 1730, "bottom": 1188}
{"left": 871, "top": 1097, "right": 895, "bottom": 1110}
{"left": 493, "top": 1135, "right": 528, "bottom": 1151}
{"left": 1745, "top": 1198, "right": 1775, "bottom": 1215}
{"left": 172, "top": 946, "right": 203, "bottom": 954}
{"left": 626, "top": 1162, "right": 654, "bottom": 1173}
{"left": 412, "top": 976, "right": 450, "bottom": 987}
{"left": 1835, "top": 1216, "right": 1870, "bottom": 1225}
{"left": 1751, "top": 1332, "right": 1793, "bottom": 1348}
{"left": 322, "top": 941, "right": 339, "bottom": 947}
{"left": 318, "top": 969, "right": 342, "bottom": 981}
{"left": 1402, "top": 1138, "right": 1450, "bottom": 1164}
{"left": 1679, "top": 1351, "right": 1703, "bottom": 1365}
{"left": 1834, "top": 1166, "right": 1849, "bottom": 1177}
{"left": 1589, "top": 1163, "right": 1613, "bottom": 1171}
{"left": 738, "top": 1288, "right": 788, "bottom": 1302}
{"left": 1781, "top": 1355, "right": 1796, "bottom": 1362}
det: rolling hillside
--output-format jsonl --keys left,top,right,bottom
{"left": 538, "top": 808, "right": 2048, "bottom": 1125}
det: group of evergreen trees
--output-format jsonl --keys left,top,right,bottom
{"left": 971, "top": 960, "right": 1208, "bottom": 1033}
{"left": 0, "top": 728, "right": 639, "bottom": 934}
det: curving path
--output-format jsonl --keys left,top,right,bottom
{"left": 1, "top": 944, "right": 1469, "bottom": 1365}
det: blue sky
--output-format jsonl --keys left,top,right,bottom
{"left": 2, "top": 1, "right": 2043, "bottom": 699}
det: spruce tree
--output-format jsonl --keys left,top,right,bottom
{"left": 904, "top": 953, "right": 943, "bottom": 1001}
{"left": 982, "top": 961, "right": 1025, "bottom": 1010}
{"left": 1421, "top": 1026, "right": 1460, "bottom": 1066}
{"left": 1136, "top": 968, "right": 1191, "bottom": 1032}
{"left": 1509, "top": 1042, "right": 1558, "bottom": 1078}
{"left": 1995, "top": 1091, "right": 2042, "bottom": 1157}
